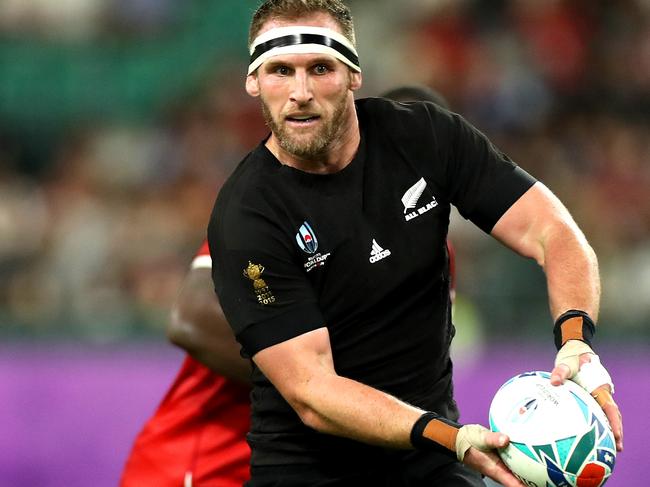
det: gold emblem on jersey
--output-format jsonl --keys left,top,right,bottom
{"left": 243, "top": 261, "right": 276, "bottom": 305}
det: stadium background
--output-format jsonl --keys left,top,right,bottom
{"left": 0, "top": 0, "right": 647, "bottom": 485}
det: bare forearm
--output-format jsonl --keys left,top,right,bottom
{"left": 168, "top": 308, "right": 251, "bottom": 382}
{"left": 189, "top": 350, "right": 250, "bottom": 383}
{"left": 287, "top": 372, "right": 423, "bottom": 449}
{"left": 541, "top": 222, "right": 600, "bottom": 321}
{"left": 173, "top": 323, "right": 250, "bottom": 382}
{"left": 255, "top": 328, "right": 455, "bottom": 451}
{"left": 491, "top": 183, "right": 601, "bottom": 322}
{"left": 168, "top": 268, "right": 251, "bottom": 383}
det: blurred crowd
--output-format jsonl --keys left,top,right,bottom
{"left": 0, "top": 0, "right": 182, "bottom": 40}
{"left": 0, "top": 70, "right": 265, "bottom": 339}
{"left": 0, "top": 0, "right": 648, "bottom": 341}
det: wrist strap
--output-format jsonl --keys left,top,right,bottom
{"left": 410, "top": 412, "right": 461, "bottom": 459}
{"left": 553, "top": 309, "right": 596, "bottom": 350}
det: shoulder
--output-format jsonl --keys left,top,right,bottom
{"left": 214, "top": 144, "right": 278, "bottom": 220}
{"left": 356, "top": 97, "right": 457, "bottom": 146}
{"left": 357, "top": 97, "right": 454, "bottom": 127}
{"left": 209, "top": 144, "right": 291, "bottom": 250}
{"left": 355, "top": 97, "right": 462, "bottom": 165}
{"left": 219, "top": 148, "right": 265, "bottom": 200}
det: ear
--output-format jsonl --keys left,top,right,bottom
{"left": 246, "top": 74, "right": 260, "bottom": 97}
{"left": 349, "top": 71, "right": 363, "bottom": 92}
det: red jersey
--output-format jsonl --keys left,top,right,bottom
{"left": 121, "top": 242, "right": 251, "bottom": 487}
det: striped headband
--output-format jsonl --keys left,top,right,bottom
{"left": 248, "top": 26, "right": 361, "bottom": 75}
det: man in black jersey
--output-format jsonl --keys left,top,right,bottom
{"left": 208, "top": 1, "right": 623, "bottom": 485}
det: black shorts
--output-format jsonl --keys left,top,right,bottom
{"left": 247, "top": 450, "right": 485, "bottom": 487}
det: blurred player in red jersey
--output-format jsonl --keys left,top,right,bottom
{"left": 120, "top": 241, "right": 251, "bottom": 487}
{"left": 120, "top": 85, "right": 456, "bottom": 487}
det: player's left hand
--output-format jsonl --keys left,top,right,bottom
{"left": 550, "top": 340, "right": 623, "bottom": 451}
{"left": 458, "top": 425, "right": 526, "bottom": 487}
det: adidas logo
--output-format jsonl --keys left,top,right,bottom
{"left": 369, "top": 239, "right": 391, "bottom": 263}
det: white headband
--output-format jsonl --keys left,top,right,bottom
{"left": 248, "top": 26, "right": 361, "bottom": 75}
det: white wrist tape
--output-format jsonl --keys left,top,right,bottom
{"left": 455, "top": 424, "right": 490, "bottom": 462}
{"left": 555, "top": 340, "right": 615, "bottom": 394}
{"left": 572, "top": 354, "right": 615, "bottom": 394}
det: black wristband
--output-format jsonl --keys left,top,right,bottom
{"left": 410, "top": 412, "right": 461, "bottom": 460}
{"left": 410, "top": 412, "right": 439, "bottom": 449}
{"left": 553, "top": 309, "right": 596, "bottom": 350}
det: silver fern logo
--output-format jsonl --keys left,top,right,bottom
{"left": 402, "top": 178, "right": 427, "bottom": 213}
{"left": 402, "top": 178, "right": 438, "bottom": 221}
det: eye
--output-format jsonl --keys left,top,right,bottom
{"left": 313, "top": 64, "right": 329, "bottom": 75}
{"left": 274, "top": 65, "right": 291, "bottom": 76}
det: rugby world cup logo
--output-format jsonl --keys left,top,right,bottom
{"left": 295, "top": 221, "right": 318, "bottom": 254}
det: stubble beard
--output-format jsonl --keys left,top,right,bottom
{"left": 261, "top": 89, "right": 350, "bottom": 160}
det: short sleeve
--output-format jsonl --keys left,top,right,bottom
{"left": 208, "top": 192, "right": 325, "bottom": 358}
{"left": 428, "top": 106, "right": 537, "bottom": 233}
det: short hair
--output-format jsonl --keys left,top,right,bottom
{"left": 249, "top": 0, "right": 356, "bottom": 49}
{"left": 380, "top": 85, "right": 450, "bottom": 110}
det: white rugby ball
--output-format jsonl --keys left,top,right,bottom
{"left": 489, "top": 371, "right": 616, "bottom": 487}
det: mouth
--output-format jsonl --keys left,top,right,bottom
{"left": 285, "top": 114, "right": 321, "bottom": 126}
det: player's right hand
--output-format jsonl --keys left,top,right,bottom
{"left": 457, "top": 425, "right": 526, "bottom": 487}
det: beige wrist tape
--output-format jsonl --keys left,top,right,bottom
{"left": 455, "top": 424, "right": 491, "bottom": 462}
{"left": 554, "top": 339, "right": 594, "bottom": 378}
{"left": 555, "top": 340, "right": 615, "bottom": 394}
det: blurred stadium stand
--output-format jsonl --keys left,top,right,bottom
{"left": 0, "top": 1, "right": 648, "bottom": 484}
{"left": 0, "top": 1, "right": 250, "bottom": 128}
{"left": 1, "top": 0, "right": 648, "bottom": 341}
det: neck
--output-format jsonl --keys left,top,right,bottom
{"left": 266, "top": 99, "right": 360, "bottom": 174}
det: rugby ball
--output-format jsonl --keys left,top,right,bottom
{"left": 489, "top": 371, "right": 616, "bottom": 487}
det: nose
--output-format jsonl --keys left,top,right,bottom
{"left": 289, "top": 70, "right": 313, "bottom": 105}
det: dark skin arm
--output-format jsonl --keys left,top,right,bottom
{"left": 167, "top": 267, "right": 251, "bottom": 383}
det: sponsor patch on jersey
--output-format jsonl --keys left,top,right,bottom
{"left": 243, "top": 261, "right": 276, "bottom": 305}
{"left": 295, "top": 221, "right": 318, "bottom": 254}
{"left": 369, "top": 239, "right": 391, "bottom": 263}
{"left": 402, "top": 177, "right": 438, "bottom": 221}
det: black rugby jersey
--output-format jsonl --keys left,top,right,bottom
{"left": 208, "top": 97, "right": 536, "bottom": 467}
